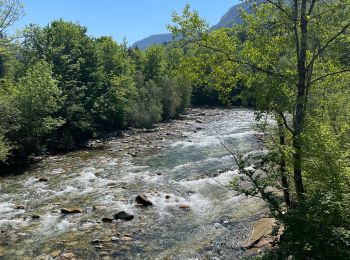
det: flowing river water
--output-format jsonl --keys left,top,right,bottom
{"left": 0, "top": 108, "right": 267, "bottom": 260}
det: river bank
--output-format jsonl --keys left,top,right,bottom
{"left": 0, "top": 108, "right": 270, "bottom": 259}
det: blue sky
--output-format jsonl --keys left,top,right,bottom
{"left": 14, "top": 1, "right": 240, "bottom": 45}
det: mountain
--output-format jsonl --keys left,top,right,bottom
{"left": 132, "top": 2, "right": 252, "bottom": 50}
{"left": 210, "top": 1, "right": 249, "bottom": 30}
{"left": 131, "top": 33, "right": 173, "bottom": 50}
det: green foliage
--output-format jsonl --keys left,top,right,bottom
{"left": 0, "top": 5, "right": 195, "bottom": 163}
{"left": 0, "top": 134, "right": 11, "bottom": 162}
{"left": 170, "top": 1, "right": 350, "bottom": 258}
{"left": 142, "top": 45, "right": 166, "bottom": 81}
{"left": 9, "top": 61, "right": 64, "bottom": 155}
{"left": 93, "top": 36, "right": 136, "bottom": 130}
{"left": 127, "top": 72, "right": 163, "bottom": 128}
{"left": 158, "top": 75, "right": 181, "bottom": 120}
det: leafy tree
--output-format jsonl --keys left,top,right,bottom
{"left": 142, "top": 45, "right": 166, "bottom": 81}
{"left": 169, "top": 0, "right": 350, "bottom": 204}
{"left": 21, "top": 20, "right": 99, "bottom": 148}
{"left": 93, "top": 36, "right": 136, "bottom": 130}
{"left": 9, "top": 61, "right": 64, "bottom": 156}
{"left": 127, "top": 71, "right": 162, "bottom": 128}
{"left": 0, "top": 79, "right": 20, "bottom": 161}
{"left": 0, "top": 0, "right": 23, "bottom": 48}
{"left": 169, "top": 2, "right": 350, "bottom": 258}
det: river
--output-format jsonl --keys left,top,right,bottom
{"left": 0, "top": 108, "right": 267, "bottom": 259}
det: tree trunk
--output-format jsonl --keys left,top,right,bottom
{"left": 278, "top": 121, "right": 291, "bottom": 208}
{"left": 292, "top": 0, "right": 308, "bottom": 202}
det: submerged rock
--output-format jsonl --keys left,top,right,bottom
{"left": 32, "top": 215, "right": 41, "bottom": 219}
{"left": 114, "top": 211, "right": 134, "bottom": 221}
{"left": 60, "top": 208, "right": 82, "bottom": 214}
{"left": 38, "top": 177, "right": 48, "bottom": 182}
{"left": 102, "top": 217, "right": 114, "bottom": 223}
{"left": 14, "top": 205, "right": 25, "bottom": 210}
{"left": 135, "top": 194, "right": 153, "bottom": 207}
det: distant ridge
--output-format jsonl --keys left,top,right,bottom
{"left": 132, "top": 2, "right": 251, "bottom": 50}
{"left": 131, "top": 33, "right": 173, "bottom": 50}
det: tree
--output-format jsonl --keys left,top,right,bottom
{"left": 127, "top": 71, "right": 163, "bottom": 128}
{"left": 169, "top": 1, "right": 350, "bottom": 257}
{"left": 169, "top": 0, "right": 350, "bottom": 204}
{"left": 21, "top": 20, "right": 100, "bottom": 148}
{"left": 93, "top": 36, "right": 135, "bottom": 130}
{"left": 0, "top": 0, "right": 23, "bottom": 47}
{"left": 9, "top": 60, "right": 64, "bottom": 155}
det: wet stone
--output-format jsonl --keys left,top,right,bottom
{"left": 60, "top": 252, "right": 76, "bottom": 260}
{"left": 114, "top": 211, "right": 134, "bottom": 221}
{"left": 120, "top": 235, "right": 133, "bottom": 241}
{"left": 102, "top": 217, "right": 114, "bottom": 223}
{"left": 60, "top": 208, "right": 82, "bottom": 214}
{"left": 135, "top": 194, "right": 153, "bottom": 207}
{"left": 179, "top": 204, "right": 191, "bottom": 210}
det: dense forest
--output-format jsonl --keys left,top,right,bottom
{"left": 1, "top": 0, "right": 350, "bottom": 259}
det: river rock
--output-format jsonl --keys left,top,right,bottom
{"left": 32, "top": 215, "right": 41, "bottom": 219}
{"left": 38, "top": 177, "right": 48, "bottom": 182}
{"left": 244, "top": 218, "right": 276, "bottom": 248}
{"left": 102, "top": 217, "right": 114, "bottom": 223}
{"left": 135, "top": 194, "right": 153, "bottom": 207}
{"left": 51, "top": 250, "right": 61, "bottom": 257}
{"left": 114, "top": 211, "right": 134, "bottom": 221}
{"left": 179, "top": 204, "right": 190, "bottom": 210}
{"left": 60, "top": 208, "right": 82, "bottom": 214}
{"left": 111, "top": 236, "right": 119, "bottom": 241}
{"left": 195, "top": 119, "right": 204, "bottom": 123}
{"left": 60, "top": 252, "right": 76, "bottom": 260}
{"left": 91, "top": 239, "right": 102, "bottom": 244}
{"left": 120, "top": 234, "right": 133, "bottom": 241}
{"left": 14, "top": 204, "right": 26, "bottom": 209}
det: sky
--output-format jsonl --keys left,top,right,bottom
{"left": 13, "top": 0, "right": 240, "bottom": 45}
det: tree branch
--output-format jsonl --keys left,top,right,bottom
{"left": 310, "top": 68, "right": 350, "bottom": 85}
{"left": 307, "top": 21, "right": 350, "bottom": 70}
{"left": 277, "top": 110, "right": 294, "bottom": 134}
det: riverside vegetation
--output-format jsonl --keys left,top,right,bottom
{"left": 1, "top": 0, "right": 350, "bottom": 259}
